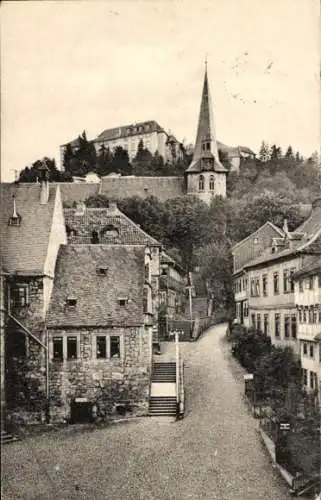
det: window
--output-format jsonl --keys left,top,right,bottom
{"left": 298, "top": 309, "right": 302, "bottom": 323}
{"left": 308, "top": 308, "right": 313, "bottom": 324}
{"left": 309, "top": 344, "right": 314, "bottom": 358}
{"left": 110, "top": 336, "right": 120, "bottom": 358}
{"left": 299, "top": 280, "right": 303, "bottom": 292}
{"left": 145, "top": 263, "right": 150, "bottom": 281}
{"left": 303, "top": 368, "right": 308, "bottom": 386}
{"left": 273, "top": 272, "right": 279, "bottom": 295}
{"left": 209, "top": 175, "right": 215, "bottom": 191}
{"left": 243, "top": 301, "right": 249, "bottom": 318}
{"left": 283, "top": 270, "right": 291, "bottom": 294}
{"left": 118, "top": 297, "right": 128, "bottom": 307}
{"left": 96, "top": 267, "right": 108, "bottom": 276}
{"left": 303, "top": 342, "right": 308, "bottom": 355}
{"left": 318, "top": 274, "right": 321, "bottom": 288}
{"left": 256, "top": 314, "right": 261, "bottom": 332}
{"left": 313, "top": 308, "right": 317, "bottom": 324}
{"left": 303, "top": 308, "right": 307, "bottom": 323}
{"left": 255, "top": 278, "right": 260, "bottom": 297}
{"left": 263, "top": 314, "right": 269, "bottom": 336}
{"left": 284, "top": 315, "right": 290, "bottom": 338}
{"left": 96, "top": 336, "right": 107, "bottom": 359}
{"left": 310, "top": 371, "right": 315, "bottom": 389}
{"left": 291, "top": 315, "right": 297, "bottom": 339}
{"left": 290, "top": 268, "right": 295, "bottom": 292}
{"left": 12, "top": 283, "right": 29, "bottom": 308}
{"left": 143, "top": 287, "right": 149, "bottom": 313}
{"left": 66, "top": 297, "right": 77, "bottom": 307}
{"left": 251, "top": 314, "right": 256, "bottom": 329}
{"left": 53, "top": 337, "right": 63, "bottom": 361}
{"left": 67, "top": 336, "right": 77, "bottom": 360}
{"left": 262, "top": 275, "right": 268, "bottom": 296}
{"left": 274, "top": 313, "right": 281, "bottom": 338}
{"left": 91, "top": 230, "right": 99, "bottom": 244}
{"left": 305, "top": 277, "right": 313, "bottom": 290}
{"left": 199, "top": 175, "right": 205, "bottom": 191}
{"left": 8, "top": 214, "right": 21, "bottom": 226}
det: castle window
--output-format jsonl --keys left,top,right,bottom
{"left": 118, "top": 297, "right": 128, "bottom": 306}
{"left": 96, "top": 266, "right": 108, "bottom": 276}
{"left": 209, "top": 175, "right": 214, "bottom": 191}
{"left": 199, "top": 175, "right": 205, "bottom": 191}
{"left": 66, "top": 297, "right": 77, "bottom": 307}
{"left": 206, "top": 142, "right": 211, "bottom": 150}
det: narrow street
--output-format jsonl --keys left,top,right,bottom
{"left": 2, "top": 324, "right": 291, "bottom": 500}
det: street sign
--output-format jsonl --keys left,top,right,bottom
{"left": 243, "top": 374, "right": 254, "bottom": 381}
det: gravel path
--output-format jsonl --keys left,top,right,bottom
{"left": 2, "top": 323, "right": 291, "bottom": 499}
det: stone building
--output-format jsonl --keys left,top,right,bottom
{"left": 0, "top": 175, "right": 67, "bottom": 425}
{"left": 63, "top": 201, "right": 162, "bottom": 346}
{"left": 293, "top": 254, "right": 321, "bottom": 403}
{"left": 46, "top": 244, "right": 153, "bottom": 423}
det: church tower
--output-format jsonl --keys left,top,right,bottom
{"left": 185, "top": 63, "right": 228, "bottom": 204}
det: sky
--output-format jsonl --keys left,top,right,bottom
{"left": 1, "top": 0, "right": 320, "bottom": 181}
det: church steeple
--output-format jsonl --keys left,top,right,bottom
{"left": 186, "top": 63, "right": 226, "bottom": 174}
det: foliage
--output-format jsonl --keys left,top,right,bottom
{"left": 17, "top": 158, "right": 72, "bottom": 183}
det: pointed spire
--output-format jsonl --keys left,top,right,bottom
{"left": 186, "top": 63, "right": 226, "bottom": 173}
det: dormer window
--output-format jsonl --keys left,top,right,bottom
{"left": 12, "top": 283, "right": 29, "bottom": 308}
{"left": 118, "top": 297, "right": 128, "bottom": 306}
{"left": 66, "top": 297, "right": 77, "bottom": 307}
{"left": 96, "top": 266, "right": 108, "bottom": 276}
{"left": 8, "top": 214, "right": 21, "bottom": 226}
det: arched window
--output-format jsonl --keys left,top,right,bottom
{"left": 199, "top": 175, "right": 205, "bottom": 191}
{"left": 209, "top": 175, "right": 215, "bottom": 191}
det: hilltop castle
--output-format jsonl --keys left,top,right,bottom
{"left": 58, "top": 67, "right": 233, "bottom": 206}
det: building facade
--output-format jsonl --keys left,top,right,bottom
{"left": 47, "top": 245, "right": 153, "bottom": 422}
{"left": 159, "top": 252, "right": 187, "bottom": 319}
{"left": 293, "top": 257, "right": 321, "bottom": 402}
{"left": 0, "top": 176, "right": 67, "bottom": 425}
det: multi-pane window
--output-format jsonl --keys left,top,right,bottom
{"left": 12, "top": 283, "right": 29, "bottom": 308}
{"left": 96, "top": 336, "right": 107, "bottom": 359}
{"left": 263, "top": 314, "right": 269, "bottom": 336}
{"left": 310, "top": 371, "right": 315, "bottom": 389}
{"left": 308, "top": 308, "right": 313, "bottom": 324}
{"left": 290, "top": 268, "right": 295, "bottom": 292}
{"left": 291, "top": 315, "right": 297, "bottom": 339}
{"left": 144, "top": 263, "right": 150, "bottom": 281}
{"left": 262, "top": 275, "right": 268, "bottom": 296}
{"left": 243, "top": 301, "right": 249, "bottom": 318}
{"left": 251, "top": 314, "right": 256, "bottom": 329}
{"left": 273, "top": 273, "right": 279, "bottom": 295}
{"left": 67, "top": 336, "right": 77, "bottom": 360}
{"left": 110, "top": 336, "right": 120, "bottom": 358}
{"left": 95, "top": 335, "right": 121, "bottom": 359}
{"left": 284, "top": 315, "right": 290, "bottom": 338}
{"left": 309, "top": 344, "right": 314, "bottom": 358}
{"left": 305, "top": 277, "right": 314, "bottom": 290}
{"left": 298, "top": 309, "right": 302, "bottom": 323}
{"left": 209, "top": 175, "right": 215, "bottom": 191}
{"left": 303, "top": 342, "right": 308, "bottom": 355}
{"left": 299, "top": 280, "right": 303, "bottom": 292}
{"left": 53, "top": 337, "right": 63, "bottom": 361}
{"left": 303, "top": 308, "right": 307, "bottom": 323}
{"left": 199, "top": 175, "right": 205, "bottom": 191}
{"left": 313, "top": 308, "right": 317, "bottom": 324}
{"left": 274, "top": 313, "right": 281, "bottom": 338}
{"left": 318, "top": 274, "right": 321, "bottom": 288}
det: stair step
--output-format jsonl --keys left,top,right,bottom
{"left": 1, "top": 430, "right": 18, "bottom": 444}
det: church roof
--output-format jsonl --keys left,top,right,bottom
{"left": 186, "top": 68, "right": 227, "bottom": 174}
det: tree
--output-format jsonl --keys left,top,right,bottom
{"left": 258, "top": 141, "right": 271, "bottom": 162}
{"left": 18, "top": 157, "right": 72, "bottom": 183}
{"left": 111, "top": 146, "right": 133, "bottom": 175}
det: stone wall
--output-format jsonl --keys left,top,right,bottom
{"left": 48, "top": 326, "right": 152, "bottom": 423}
{"left": 5, "top": 276, "right": 47, "bottom": 425}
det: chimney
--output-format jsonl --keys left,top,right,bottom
{"left": 39, "top": 161, "right": 50, "bottom": 205}
{"left": 283, "top": 218, "right": 289, "bottom": 235}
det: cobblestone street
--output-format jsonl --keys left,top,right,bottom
{"left": 3, "top": 324, "right": 291, "bottom": 499}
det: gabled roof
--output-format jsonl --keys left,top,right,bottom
{"left": 186, "top": 68, "right": 227, "bottom": 174}
{"left": 0, "top": 183, "right": 57, "bottom": 274}
{"left": 64, "top": 204, "right": 162, "bottom": 247}
{"left": 231, "top": 222, "right": 284, "bottom": 252}
{"left": 94, "top": 120, "right": 165, "bottom": 142}
{"left": 47, "top": 245, "right": 145, "bottom": 327}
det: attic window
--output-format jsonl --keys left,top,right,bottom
{"left": 97, "top": 266, "right": 108, "bottom": 276}
{"left": 66, "top": 297, "right": 77, "bottom": 307}
{"left": 253, "top": 238, "right": 258, "bottom": 245}
{"left": 118, "top": 297, "right": 128, "bottom": 306}
{"left": 8, "top": 214, "right": 21, "bottom": 226}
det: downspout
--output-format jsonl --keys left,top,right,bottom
{"left": 45, "top": 324, "right": 50, "bottom": 423}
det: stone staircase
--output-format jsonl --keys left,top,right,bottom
{"left": 149, "top": 362, "right": 177, "bottom": 417}
{"left": 1, "top": 429, "right": 18, "bottom": 445}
